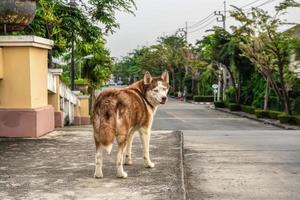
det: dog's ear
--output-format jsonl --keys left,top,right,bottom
{"left": 161, "top": 70, "right": 169, "bottom": 83}
{"left": 144, "top": 71, "right": 152, "bottom": 85}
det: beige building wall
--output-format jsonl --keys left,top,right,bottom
{"left": 0, "top": 48, "right": 3, "bottom": 79}
{"left": 48, "top": 77, "right": 61, "bottom": 112}
{"left": 0, "top": 47, "right": 32, "bottom": 108}
{"left": 80, "top": 98, "right": 90, "bottom": 117}
{"left": 0, "top": 46, "right": 48, "bottom": 108}
{"left": 29, "top": 47, "right": 48, "bottom": 108}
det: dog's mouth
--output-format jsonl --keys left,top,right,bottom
{"left": 160, "top": 98, "right": 167, "bottom": 104}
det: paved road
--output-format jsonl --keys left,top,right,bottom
{"left": 154, "top": 99, "right": 300, "bottom": 200}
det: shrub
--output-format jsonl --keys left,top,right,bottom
{"left": 255, "top": 109, "right": 269, "bottom": 118}
{"left": 214, "top": 101, "right": 225, "bottom": 108}
{"left": 228, "top": 103, "right": 241, "bottom": 111}
{"left": 224, "top": 101, "right": 230, "bottom": 108}
{"left": 267, "top": 111, "right": 283, "bottom": 120}
{"left": 193, "top": 95, "right": 214, "bottom": 102}
{"left": 241, "top": 105, "right": 255, "bottom": 114}
{"left": 278, "top": 114, "right": 294, "bottom": 124}
{"left": 75, "top": 78, "right": 88, "bottom": 84}
{"left": 185, "top": 94, "right": 193, "bottom": 101}
{"left": 225, "top": 86, "right": 236, "bottom": 103}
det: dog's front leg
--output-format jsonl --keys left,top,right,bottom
{"left": 139, "top": 128, "right": 155, "bottom": 168}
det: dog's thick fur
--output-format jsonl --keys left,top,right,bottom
{"left": 93, "top": 71, "right": 169, "bottom": 178}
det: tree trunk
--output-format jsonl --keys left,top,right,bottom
{"left": 45, "top": 23, "right": 53, "bottom": 69}
{"left": 224, "top": 64, "right": 239, "bottom": 103}
{"left": 171, "top": 69, "right": 176, "bottom": 93}
{"left": 278, "top": 65, "right": 291, "bottom": 114}
{"left": 89, "top": 87, "right": 96, "bottom": 115}
{"left": 264, "top": 77, "right": 269, "bottom": 111}
{"left": 191, "top": 77, "right": 195, "bottom": 96}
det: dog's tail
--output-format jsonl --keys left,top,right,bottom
{"left": 93, "top": 93, "right": 117, "bottom": 154}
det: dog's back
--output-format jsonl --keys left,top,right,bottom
{"left": 93, "top": 83, "right": 150, "bottom": 150}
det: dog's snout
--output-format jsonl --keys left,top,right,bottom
{"left": 161, "top": 97, "right": 167, "bottom": 104}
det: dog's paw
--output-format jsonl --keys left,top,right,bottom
{"left": 94, "top": 171, "right": 103, "bottom": 179}
{"left": 124, "top": 159, "right": 133, "bottom": 165}
{"left": 117, "top": 171, "right": 128, "bottom": 178}
{"left": 145, "top": 161, "right": 155, "bottom": 168}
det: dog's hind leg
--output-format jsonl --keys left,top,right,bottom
{"left": 94, "top": 141, "right": 104, "bottom": 178}
{"left": 116, "top": 135, "right": 127, "bottom": 178}
{"left": 124, "top": 132, "right": 134, "bottom": 165}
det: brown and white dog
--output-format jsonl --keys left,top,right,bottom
{"left": 93, "top": 71, "right": 169, "bottom": 178}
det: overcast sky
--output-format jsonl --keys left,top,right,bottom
{"left": 106, "top": 0, "right": 300, "bottom": 58}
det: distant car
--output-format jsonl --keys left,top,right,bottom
{"left": 108, "top": 80, "right": 117, "bottom": 86}
{"left": 117, "top": 80, "right": 123, "bottom": 85}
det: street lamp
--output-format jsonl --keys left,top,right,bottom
{"left": 69, "top": 0, "right": 77, "bottom": 90}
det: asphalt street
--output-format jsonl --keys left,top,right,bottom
{"left": 153, "top": 99, "right": 300, "bottom": 200}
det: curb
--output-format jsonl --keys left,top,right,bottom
{"left": 177, "top": 130, "right": 186, "bottom": 200}
{"left": 215, "top": 108, "right": 300, "bottom": 130}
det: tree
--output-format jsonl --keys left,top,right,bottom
{"left": 231, "top": 0, "right": 300, "bottom": 114}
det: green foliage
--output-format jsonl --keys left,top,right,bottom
{"left": 228, "top": 103, "right": 241, "bottom": 111}
{"left": 75, "top": 78, "right": 88, "bottom": 85}
{"left": 240, "top": 105, "right": 255, "bottom": 114}
{"left": 290, "top": 97, "right": 300, "bottom": 115}
{"left": 255, "top": 109, "right": 269, "bottom": 118}
{"left": 214, "top": 101, "right": 225, "bottom": 108}
{"left": 193, "top": 96, "right": 214, "bottom": 102}
{"left": 251, "top": 74, "right": 265, "bottom": 109}
{"left": 197, "top": 66, "right": 217, "bottom": 95}
{"left": 226, "top": 86, "right": 236, "bottom": 103}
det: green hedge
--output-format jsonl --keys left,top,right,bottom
{"left": 293, "top": 116, "right": 300, "bottom": 125}
{"left": 193, "top": 95, "right": 214, "bottom": 102}
{"left": 278, "top": 114, "right": 300, "bottom": 125}
{"left": 267, "top": 111, "right": 283, "bottom": 120}
{"left": 229, "top": 103, "right": 241, "bottom": 111}
{"left": 278, "top": 114, "right": 294, "bottom": 124}
{"left": 214, "top": 101, "right": 225, "bottom": 108}
{"left": 241, "top": 105, "right": 255, "bottom": 114}
{"left": 255, "top": 109, "right": 269, "bottom": 118}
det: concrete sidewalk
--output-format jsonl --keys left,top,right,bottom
{"left": 0, "top": 126, "right": 184, "bottom": 200}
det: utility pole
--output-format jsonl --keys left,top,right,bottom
{"left": 214, "top": 1, "right": 228, "bottom": 101}
{"left": 185, "top": 21, "right": 188, "bottom": 41}
{"left": 177, "top": 21, "right": 188, "bottom": 42}
{"left": 214, "top": 1, "right": 226, "bottom": 30}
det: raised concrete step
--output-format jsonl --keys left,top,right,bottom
{"left": 0, "top": 127, "right": 185, "bottom": 200}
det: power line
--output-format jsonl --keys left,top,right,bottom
{"left": 240, "top": 0, "right": 264, "bottom": 8}
{"left": 227, "top": 0, "right": 278, "bottom": 13}
{"left": 187, "top": 12, "right": 215, "bottom": 29}
{"left": 255, "top": 0, "right": 278, "bottom": 8}
{"left": 188, "top": 18, "right": 217, "bottom": 34}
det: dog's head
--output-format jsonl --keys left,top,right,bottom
{"left": 143, "top": 71, "right": 170, "bottom": 106}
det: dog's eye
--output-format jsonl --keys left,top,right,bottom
{"left": 154, "top": 89, "right": 159, "bottom": 92}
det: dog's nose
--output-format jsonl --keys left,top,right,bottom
{"left": 161, "top": 97, "right": 167, "bottom": 104}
